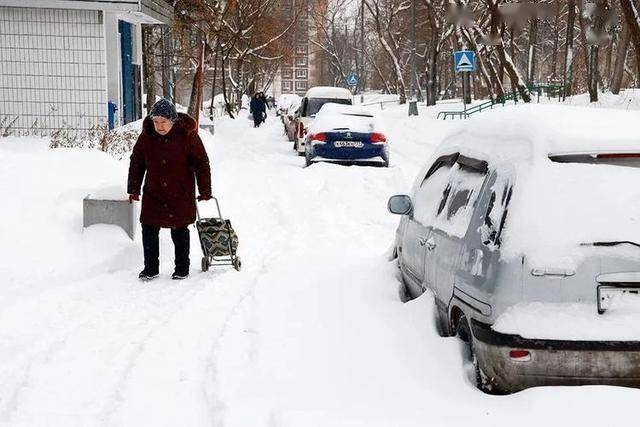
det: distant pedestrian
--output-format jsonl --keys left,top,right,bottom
{"left": 127, "top": 98, "right": 212, "bottom": 281}
{"left": 250, "top": 92, "right": 267, "bottom": 127}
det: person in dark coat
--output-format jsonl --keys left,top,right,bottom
{"left": 250, "top": 92, "right": 267, "bottom": 127}
{"left": 127, "top": 98, "right": 212, "bottom": 281}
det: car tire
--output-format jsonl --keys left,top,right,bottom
{"left": 305, "top": 151, "right": 313, "bottom": 167}
{"left": 457, "top": 315, "right": 505, "bottom": 395}
{"left": 434, "top": 305, "right": 451, "bottom": 337}
{"left": 382, "top": 153, "right": 390, "bottom": 168}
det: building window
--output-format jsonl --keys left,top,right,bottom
{"left": 282, "top": 68, "right": 293, "bottom": 79}
{"left": 295, "top": 69, "right": 307, "bottom": 79}
{"left": 295, "top": 56, "right": 307, "bottom": 67}
{"left": 296, "top": 44, "right": 308, "bottom": 54}
{"left": 282, "top": 80, "right": 292, "bottom": 91}
{"left": 295, "top": 81, "right": 307, "bottom": 91}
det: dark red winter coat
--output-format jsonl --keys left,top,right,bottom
{"left": 127, "top": 113, "right": 212, "bottom": 228}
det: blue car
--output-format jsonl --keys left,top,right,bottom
{"left": 304, "top": 105, "right": 390, "bottom": 168}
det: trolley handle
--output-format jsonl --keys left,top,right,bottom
{"left": 196, "top": 196, "right": 223, "bottom": 221}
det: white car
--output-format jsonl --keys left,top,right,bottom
{"left": 292, "top": 86, "right": 353, "bottom": 156}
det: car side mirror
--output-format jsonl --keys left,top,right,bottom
{"left": 388, "top": 195, "right": 413, "bottom": 215}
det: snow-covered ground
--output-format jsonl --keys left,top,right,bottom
{"left": 1, "top": 101, "right": 640, "bottom": 426}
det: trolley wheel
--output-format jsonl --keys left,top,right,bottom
{"left": 201, "top": 257, "right": 209, "bottom": 272}
{"left": 233, "top": 257, "right": 242, "bottom": 271}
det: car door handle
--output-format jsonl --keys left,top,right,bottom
{"left": 419, "top": 237, "right": 436, "bottom": 251}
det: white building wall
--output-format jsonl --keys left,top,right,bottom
{"left": 104, "top": 11, "right": 121, "bottom": 125}
{"left": 0, "top": 6, "right": 107, "bottom": 134}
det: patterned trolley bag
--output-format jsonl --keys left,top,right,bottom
{"left": 196, "top": 197, "right": 242, "bottom": 272}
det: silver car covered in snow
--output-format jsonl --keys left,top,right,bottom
{"left": 388, "top": 106, "right": 640, "bottom": 393}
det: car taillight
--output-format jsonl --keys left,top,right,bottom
{"left": 310, "top": 133, "right": 327, "bottom": 145}
{"left": 509, "top": 349, "right": 531, "bottom": 362}
{"left": 298, "top": 122, "right": 305, "bottom": 138}
{"left": 371, "top": 132, "right": 387, "bottom": 144}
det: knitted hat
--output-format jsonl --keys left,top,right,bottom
{"left": 149, "top": 98, "right": 178, "bottom": 123}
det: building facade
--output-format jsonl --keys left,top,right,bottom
{"left": 273, "top": 0, "right": 329, "bottom": 98}
{"left": 0, "top": 0, "right": 172, "bottom": 135}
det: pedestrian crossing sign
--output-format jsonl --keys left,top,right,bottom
{"left": 454, "top": 50, "right": 476, "bottom": 73}
{"left": 346, "top": 73, "right": 359, "bottom": 86}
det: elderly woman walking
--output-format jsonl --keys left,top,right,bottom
{"left": 127, "top": 99, "right": 212, "bottom": 281}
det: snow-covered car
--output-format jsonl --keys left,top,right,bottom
{"left": 276, "top": 93, "right": 299, "bottom": 118}
{"left": 282, "top": 95, "right": 302, "bottom": 141}
{"left": 388, "top": 105, "right": 640, "bottom": 394}
{"left": 303, "top": 104, "right": 389, "bottom": 167}
{"left": 292, "top": 86, "right": 353, "bottom": 156}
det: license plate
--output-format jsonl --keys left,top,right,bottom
{"left": 334, "top": 141, "right": 364, "bottom": 148}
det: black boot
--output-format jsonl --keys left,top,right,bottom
{"left": 171, "top": 226, "right": 190, "bottom": 280}
{"left": 141, "top": 224, "right": 160, "bottom": 281}
{"left": 139, "top": 269, "right": 159, "bottom": 281}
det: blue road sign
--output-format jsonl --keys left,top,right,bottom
{"left": 346, "top": 73, "right": 359, "bottom": 86}
{"left": 454, "top": 50, "right": 476, "bottom": 73}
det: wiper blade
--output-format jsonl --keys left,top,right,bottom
{"left": 581, "top": 241, "right": 640, "bottom": 249}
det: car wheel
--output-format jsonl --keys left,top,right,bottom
{"left": 434, "top": 305, "right": 451, "bottom": 337}
{"left": 457, "top": 315, "right": 505, "bottom": 395}
{"left": 382, "top": 153, "right": 390, "bottom": 168}
{"left": 304, "top": 151, "right": 313, "bottom": 167}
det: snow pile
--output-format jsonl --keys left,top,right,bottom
{"left": 563, "top": 89, "right": 640, "bottom": 110}
{"left": 494, "top": 298, "right": 640, "bottom": 340}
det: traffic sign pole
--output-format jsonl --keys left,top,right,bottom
{"left": 462, "top": 75, "right": 467, "bottom": 118}
{"left": 454, "top": 50, "right": 475, "bottom": 119}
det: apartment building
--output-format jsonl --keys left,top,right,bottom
{"left": 273, "top": 0, "right": 329, "bottom": 98}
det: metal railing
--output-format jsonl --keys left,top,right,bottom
{"left": 436, "top": 83, "right": 565, "bottom": 120}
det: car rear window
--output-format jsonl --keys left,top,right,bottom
{"left": 305, "top": 98, "right": 352, "bottom": 116}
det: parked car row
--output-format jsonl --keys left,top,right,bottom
{"left": 387, "top": 106, "right": 640, "bottom": 394}
{"left": 280, "top": 86, "right": 389, "bottom": 168}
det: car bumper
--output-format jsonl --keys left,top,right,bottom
{"left": 471, "top": 319, "right": 640, "bottom": 392}
{"left": 309, "top": 144, "right": 388, "bottom": 161}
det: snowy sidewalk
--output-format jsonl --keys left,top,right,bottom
{"left": 1, "top": 106, "right": 640, "bottom": 427}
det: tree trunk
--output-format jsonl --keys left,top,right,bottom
{"left": 526, "top": 18, "right": 538, "bottom": 85}
{"left": 612, "top": 22, "right": 631, "bottom": 93}
{"left": 550, "top": 0, "right": 561, "bottom": 80}
{"left": 426, "top": 45, "right": 439, "bottom": 106}
{"left": 563, "top": 0, "right": 576, "bottom": 99}
{"left": 209, "top": 41, "right": 219, "bottom": 119}
{"left": 620, "top": 0, "right": 640, "bottom": 80}
{"left": 141, "top": 25, "right": 156, "bottom": 113}
{"left": 161, "top": 26, "right": 174, "bottom": 102}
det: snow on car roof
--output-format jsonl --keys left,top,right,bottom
{"left": 304, "top": 86, "right": 353, "bottom": 100}
{"left": 436, "top": 104, "right": 640, "bottom": 163}
{"left": 308, "top": 104, "right": 381, "bottom": 135}
{"left": 420, "top": 105, "right": 640, "bottom": 267}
